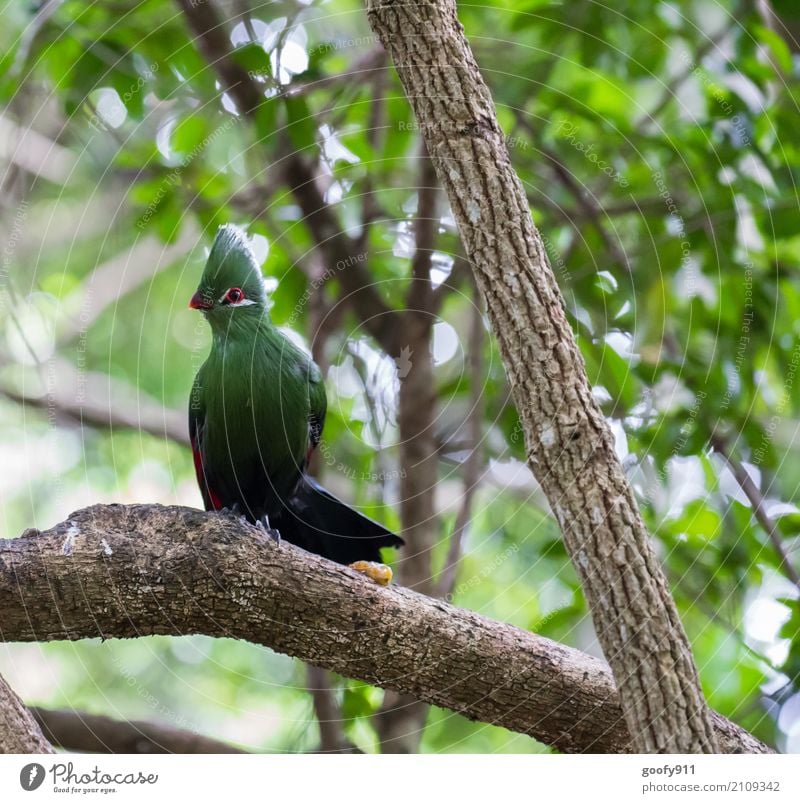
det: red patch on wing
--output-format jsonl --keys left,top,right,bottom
{"left": 192, "top": 439, "right": 223, "bottom": 511}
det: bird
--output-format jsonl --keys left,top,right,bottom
{"left": 188, "top": 224, "right": 403, "bottom": 581}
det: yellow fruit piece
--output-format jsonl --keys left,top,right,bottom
{"left": 348, "top": 560, "right": 393, "bottom": 586}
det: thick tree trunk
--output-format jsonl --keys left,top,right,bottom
{"left": 364, "top": 0, "right": 720, "bottom": 752}
{"left": 0, "top": 505, "right": 767, "bottom": 754}
{"left": 0, "top": 673, "right": 53, "bottom": 753}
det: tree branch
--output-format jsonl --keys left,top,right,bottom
{"left": 175, "top": 0, "right": 401, "bottom": 356}
{"left": 0, "top": 504, "right": 769, "bottom": 754}
{"left": 375, "top": 151, "right": 441, "bottom": 747}
{"left": 712, "top": 438, "right": 800, "bottom": 590}
{"left": 277, "top": 151, "right": 400, "bottom": 354}
{"left": 305, "top": 667, "right": 358, "bottom": 753}
{"left": 437, "top": 289, "right": 485, "bottom": 597}
{"left": 0, "top": 673, "right": 53, "bottom": 753}
{"left": 405, "top": 141, "right": 439, "bottom": 313}
{"left": 0, "top": 362, "right": 189, "bottom": 446}
{"left": 30, "top": 707, "right": 244, "bottom": 754}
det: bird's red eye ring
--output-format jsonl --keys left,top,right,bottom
{"left": 224, "top": 287, "right": 244, "bottom": 304}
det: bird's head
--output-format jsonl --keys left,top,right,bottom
{"left": 190, "top": 224, "right": 268, "bottom": 331}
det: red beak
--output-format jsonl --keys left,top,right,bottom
{"left": 189, "top": 291, "right": 213, "bottom": 310}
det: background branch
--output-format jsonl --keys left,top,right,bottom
{"left": 373, "top": 142, "right": 442, "bottom": 753}
{"left": 176, "top": 0, "right": 401, "bottom": 355}
{"left": 0, "top": 672, "right": 53, "bottom": 753}
{"left": 366, "top": 0, "right": 720, "bottom": 753}
{"left": 437, "top": 289, "right": 486, "bottom": 597}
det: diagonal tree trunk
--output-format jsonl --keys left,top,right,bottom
{"left": 364, "top": 0, "right": 719, "bottom": 753}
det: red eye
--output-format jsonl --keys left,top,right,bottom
{"left": 224, "top": 287, "right": 244, "bottom": 304}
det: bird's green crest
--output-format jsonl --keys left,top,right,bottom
{"left": 193, "top": 224, "right": 267, "bottom": 312}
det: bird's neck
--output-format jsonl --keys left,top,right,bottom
{"left": 208, "top": 309, "right": 271, "bottom": 351}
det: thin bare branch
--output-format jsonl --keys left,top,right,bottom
{"left": 713, "top": 438, "right": 800, "bottom": 590}
{"left": 0, "top": 363, "right": 189, "bottom": 446}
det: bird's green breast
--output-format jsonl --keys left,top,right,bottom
{"left": 200, "top": 324, "right": 314, "bottom": 498}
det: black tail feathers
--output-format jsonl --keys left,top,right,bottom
{"left": 277, "top": 475, "right": 403, "bottom": 564}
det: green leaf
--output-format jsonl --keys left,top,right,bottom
{"left": 171, "top": 113, "right": 209, "bottom": 155}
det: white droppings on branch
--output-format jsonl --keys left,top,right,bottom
{"left": 61, "top": 523, "right": 79, "bottom": 556}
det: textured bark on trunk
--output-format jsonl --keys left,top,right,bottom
{"left": 0, "top": 505, "right": 766, "bottom": 754}
{"left": 364, "top": 0, "right": 719, "bottom": 752}
{"left": 0, "top": 673, "right": 53, "bottom": 753}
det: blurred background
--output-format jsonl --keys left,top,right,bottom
{"left": 0, "top": 0, "right": 799, "bottom": 753}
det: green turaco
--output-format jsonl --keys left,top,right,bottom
{"left": 189, "top": 224, "right": 403, "bottom": 580}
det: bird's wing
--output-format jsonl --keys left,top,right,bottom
{"left": 189, "top": 367, "right": 223, "bottom": 510}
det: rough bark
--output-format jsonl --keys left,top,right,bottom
{"left": 0, "top": 673, "right": 53, "bottom": 753}
{"left": 31, "top": 707, "right": 244, "bottom": 754}
{"left": 0, "top": 504, "right": 768, "bottom": 754}
{"left": 365, "top": 0, "right": 720, "bottom": 752}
